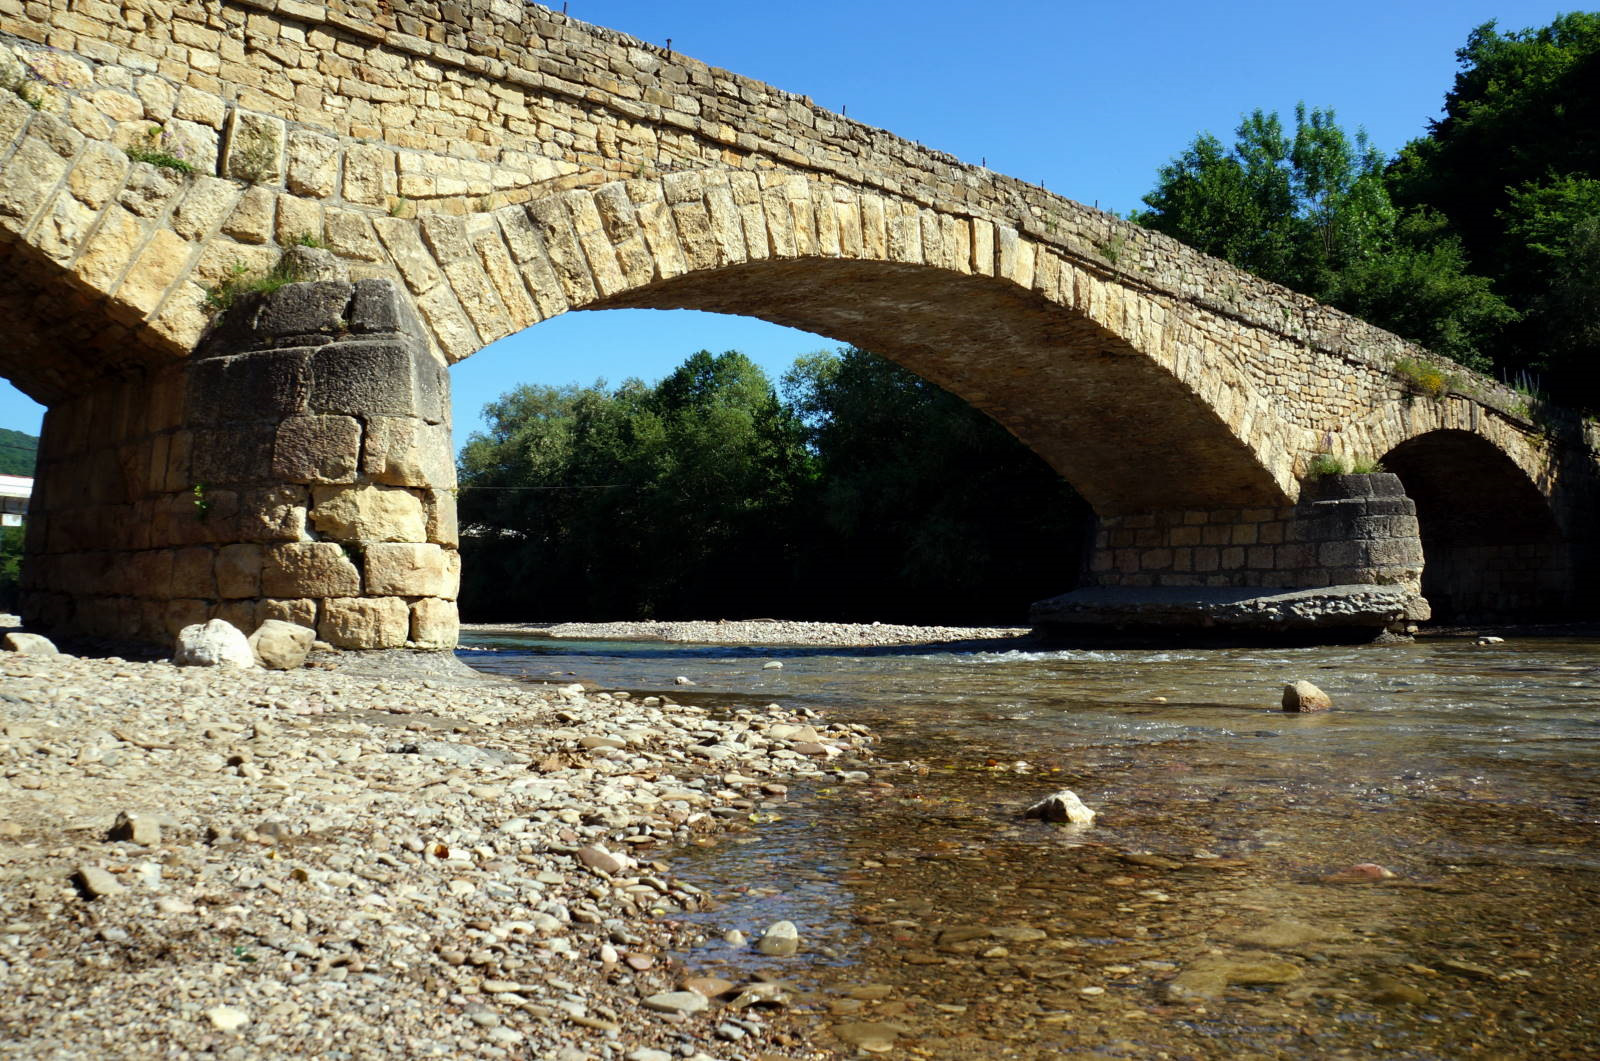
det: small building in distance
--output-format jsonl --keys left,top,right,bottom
{"left": 0, "top": 474, "right": 30, "bottom": 527}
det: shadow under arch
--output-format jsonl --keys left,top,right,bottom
{"left": 1381, "top": 429, "right": 1569, "bottom": 621}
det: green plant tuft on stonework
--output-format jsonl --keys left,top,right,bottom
{"left": 1093, "top": 233, "right": 1127, "bottom": 265}
{"left": 1350, "top": 456, "right": 1386, "bottom": 474}
{"left": 192, "top": 482, "right": 211, "bottom": 521}
{"left": 201, "top": 253, "right": 309, "bottom": 316}
{"left": 0, "top": 64, "right": 42, "bottom": 110}
{"left": 290, "top": 231, "right": 328, "bottom": 249}
{"left": 1392, "top": 355, "right": 1458, "bottom": 400}
{"left": 1306, "top": 452, "right": 1347, "bottom": 478}
{"left": 124, "top": 125, "right": 196, "bottom": 175}
{"left": 388, "top": 195, "right": 412, "bottom": 218}
{"left": 230, "top": 127, "right": 278, "bottom": 184}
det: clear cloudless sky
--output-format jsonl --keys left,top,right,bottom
{"left": 0, "top": 0, "right": 1581, "bottom": 448}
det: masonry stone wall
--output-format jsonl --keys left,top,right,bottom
{"left": 0, "top": 0, "right": 1595, "bottom": 645}
{"left": 1084, "top": 474, "right": 1426, "bottom": 608}
{"left": 20, "top": 277, "right": 459, "bottom": 648}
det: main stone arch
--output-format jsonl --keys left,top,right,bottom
{"left": 1, "top": 0, "right": 1594, "bottom": 646}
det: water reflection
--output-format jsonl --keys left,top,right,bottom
{"left": 466, "top": 634, "right": 1600, "bottom": 1057}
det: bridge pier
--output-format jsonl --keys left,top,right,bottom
{"left": 1032, "top": 474, "right": 1434, "bottom": 637}
{"left": 20, "top": 279, "right": 461, "bottom": 650}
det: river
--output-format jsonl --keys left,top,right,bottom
{"left": 462, "top": 631, "right": 1600, "bottom": 1059}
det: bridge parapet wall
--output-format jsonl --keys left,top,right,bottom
{"left": 0, "top": 0, "right": 1566, "bottom": 438}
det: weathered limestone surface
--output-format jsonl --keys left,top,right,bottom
{"left": 20, "top": 280, "right": 457, "bottom": 649}
{"left": 1, "top": 0, "right": 1597, "bottom": 644}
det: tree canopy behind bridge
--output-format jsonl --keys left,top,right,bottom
{"left": 456, "top": 348, "right": 1088, "bottom": 622}
{"left": 1135, "top": 12, "right": 1600, "bottom": 408}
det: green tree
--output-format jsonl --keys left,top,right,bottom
{"left": 1135, "top": 105, "right": 1513, "bottom": 369}
{"left": 1389, "top": 13, "right": 1600, "bottom": 400}
{"left": 782, "top": 347, "right": 1089, "bottom": 620}
{"left": 456, "top": 351, "right": 811, "bottom": 619}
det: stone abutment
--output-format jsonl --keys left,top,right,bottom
{"left": 20, "top": 278, "right": 460, "bottom": 649}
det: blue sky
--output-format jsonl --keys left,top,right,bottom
{"left": 0, "top": 0, "right": 1578, "bottom": 446}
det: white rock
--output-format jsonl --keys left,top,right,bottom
{"left": 1023, "top": 789, "right": 1096, "bottom": 825}
{"left": 674, "top": 676, "right": 695, "bottom": 685}
{"left": 757, "top": 919, "right": 800, "bottom": 956}
{"left": 641, "top": 990, "right": 708, "bottom": 1014}
{"left": 205, "top": 1005, "right": 249, "bottom": 1032}
{"left": 762, "top": 661, "right": 783, "bottom": 670}
{"left": 3, "top": 632, "right": 58, "bottom": 656}
{"left": 173, "top": 620, "right": 256, "bottom": 668}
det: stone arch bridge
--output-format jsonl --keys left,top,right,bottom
{"left": 1, "top": 0, "right": 1595, "bottom": 647}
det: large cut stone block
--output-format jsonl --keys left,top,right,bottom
{"left": 261, "top": 542, "right": 362, "bottom": 597}
{"left": 186, "top": 350, "right": 312, "bottom": 427}
{"left": 254, "top": 280, "right": 354, "bottom": 340}
{"left": 310, "top": 485, "right": 427, "bottom": 543}
{"left": 215, "top": 543, "right": 263, "bottom": 598}
{"left": 309, "top": 340, "right": 445, "bottom": 422}
{"left": 320, "top": 596, "right": 409, "bottom": 649}
{"left": 273, "top": 415, "right": 361, "bottom": 483}
{"left": 410, "top": 598, "right": 458, "bottom": 648}
{"left": 364, "top": 542, "right": 449, "bottom": 596}
{"left": 361, "top": 416, "right": 453, "bottom": 487}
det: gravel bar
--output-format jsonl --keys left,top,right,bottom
{"left": 0, "top": 635, "right": 879, "bottom": 1059}
{"left": 469, "top": 619, "right": 1038, "bottom": 649}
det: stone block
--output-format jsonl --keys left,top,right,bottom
{"left": 409, "top": 597, "right": 459, "bottom": 648}
{"left": 216, "top": 543, "right": 263, "bottom": 598}
{"left": 426, "top": 489, "right": 458, "bottom": 546}
{"left": 236, "top": 485, "right": 309, "bottom": 542}
{"left": 309, "top": 340, "right": 444, "bottom": 422}
{"left": 261, "top": 542, "right": 362, "bottom": 598}
{"left": 319, "top": 596, "right": 409, "bottom": 649}
{"left": 185, "top": 350, "right": 312, "bottom": 427}
{"left": 260, "top": 597, "right": 317, "bottom": 628}
{"left": 361, "top": 416, "right": 452, "bottom": 487}
{"left": 285, "top": 129, "right": 340, "bottom": 198}
{"left": 273, "top": 415, "right": 361, "bottom": 483}
{"left": 214, "top": 599, "right": 259, "bottom": 634}
{"left": 1230, "top": 524, "right": 1258, "bottom": 546}
{"left": 348, "top": 278, "right": 425, "bottom": 336}
{"left": 171, "top": 545, "right": 216, "bottom": 598}
{"left": 364, "top": 542, "right": 449, "bottom": 596}
{"left": 309, "top": 484, "right": 427, "bottom": 542}
{"left": 190, "top": 424, "right": 276, "bottom": 484}
{"left": 222, "top": 109, "right": 284, "bottom": 184}
{"left": 253, "top": 280, "right": 353, "bottom": 339}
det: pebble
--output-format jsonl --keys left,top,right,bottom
{"left": 641, "top": 990, "right": 709, "bottom": 1014}
{"left": 757, "top": 920, "right": 801, "bottom": 957}
{"left": 204, "top": 1006, "right": 249, "bottom": 1032}
{"left": 75, "top": 864, "right": 125, "bottom": 898}
{"left": 762, "top": 661, "right": 783, "bottom": 669}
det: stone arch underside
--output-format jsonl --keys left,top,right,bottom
{"left": 586, "top": 258, "right": 1281, "bottom": 516}
{"left": 1381, "top": 429, "right": 1574, "bottom": 620}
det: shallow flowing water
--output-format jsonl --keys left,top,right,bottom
{"left": 464, "top": 633, "right": 1600, "bottom": 1059}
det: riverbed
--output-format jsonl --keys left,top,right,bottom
{"left": 464, "top": 631, "right": 1600, "bottom": 1059}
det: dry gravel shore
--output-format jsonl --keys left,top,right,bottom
{"left": 0, "top": 629, "right": 878, "bottom": 1059}
{"left": 472, "top": 619, "right": 1036, "bottom": 649}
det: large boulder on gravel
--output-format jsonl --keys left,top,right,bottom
{"left": 173, "top": 619, "right": 256, "bottom": 668}
{"left": 249, "top": 620, "right": 315, "bottom": 670}
{"left": 3, "top": 632, "right": 59, "bottom": 656}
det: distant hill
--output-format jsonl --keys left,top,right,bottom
{"left": 0, "top": 428, "right": 37, "bottom": 476}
